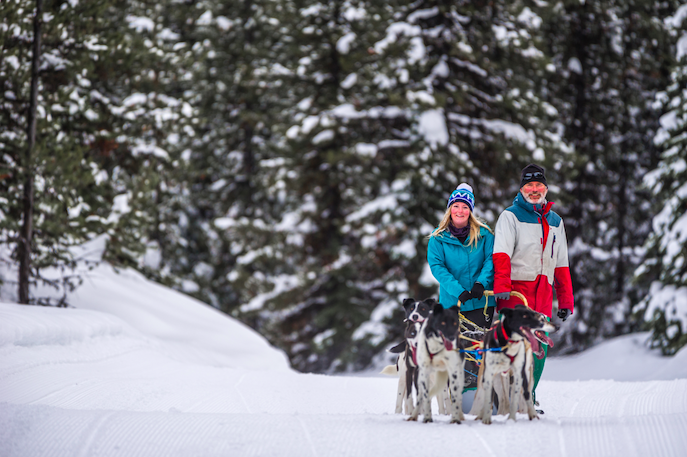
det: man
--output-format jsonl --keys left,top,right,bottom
{"left": 492, "top": 164, "right": 574, "bottom": 411}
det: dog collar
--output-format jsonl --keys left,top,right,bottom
{"left": 500, "top": 323, "right": 510, "bottom": 342}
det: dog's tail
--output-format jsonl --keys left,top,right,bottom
{"left": 380, "top": 364, "right": 399, "bottom": 376}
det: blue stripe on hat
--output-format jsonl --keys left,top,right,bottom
{"left": 447, "top": 183, "right": 475, "bottom": 211}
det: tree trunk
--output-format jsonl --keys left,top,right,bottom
{"left": 18, "top": 0, "right": 42, "bottom": 304}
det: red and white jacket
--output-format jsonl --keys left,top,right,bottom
{"left": 492, "top": 193, "right": 574, "bottom": 318}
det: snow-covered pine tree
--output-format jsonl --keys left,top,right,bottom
{"left": 636, "top": 3, "right": 687, "bottom": 355}
{"left": 1, "top": 0, "right": 121, "bottom": 304}
{"left": 229, "top": 0, "right": 567, "bottom": 372}
{"left": 539, "top": 0, "right": 673, "bottom": 352}
{"left": 346, "top": 0, "right": 568, "bottom": 369}
{"left": 142, "top": 0, "right": 288, "bottom": 309}
{"left": 222, "top": 0, "right": 429, "bottom": 372}
{"left": 0, "top": 0, "right": 189, "bottom": 304}
{"left": 401, "top": 0, "right": 565, "bottom": 219}
{"left": 98, "top": 0, "right": 197, "bottom": 284}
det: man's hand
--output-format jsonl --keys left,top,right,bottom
{"left": 458, "top": 290, "right": 472, "bottom": 304}
{"left": 470, "top": 282, "right": 485, "bottom": 300}
{"left": 557, "top": 308, "right": 571, "bottom": 321}
{"left": 493, "top": 292, "right": 510, "bottom": 301}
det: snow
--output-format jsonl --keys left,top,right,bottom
{"left": 568, "top": 57, "right": 583, "bottom": 75}
{"left": 418, "top": 109, "right": 448, "bottom": 147}
{"left": 341, "top": 72, "right": 357, "bottom": 89}
{"left": 126, "top": 16, "right": 155, "bottom": 33}
{"left": 643, "top": 281, "right": 687, "bottom": 335}
{"left": 336, "top": 32, "right": 356, "bottom": 55}
{"left": 2, "top": 263, "right": 687, "bottom": 456}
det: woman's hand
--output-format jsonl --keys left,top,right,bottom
{"left": 470, "top": 282, "right": 485, "bottom": 300}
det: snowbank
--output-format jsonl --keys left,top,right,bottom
{"left": 66, "top": 263, "right": 291, "bottom": 370}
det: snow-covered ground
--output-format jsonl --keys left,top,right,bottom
{"left": 2, "top": 262, "right": 687, "bottom": 457}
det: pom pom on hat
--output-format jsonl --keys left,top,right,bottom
{"left": 447, "top": 183, "right": 475, "bottom": 211}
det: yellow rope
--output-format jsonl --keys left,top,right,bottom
{"left": 454, "top": 290, "right": 530, "bottom": 353}
{"left": 459, "top": 313, "right": 486, "bottom": 333}
{"left": 459, "top": 334, "right": 482, "bottom": 344}
{"left": 463, "top": 353, "right": 480, "bottom": 364}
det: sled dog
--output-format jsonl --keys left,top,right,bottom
{"left": 470, "top": 305, "right": 558, "bottom": 424}
{"left": 408, "top": 302, "right": 465, "bottom": 424}
{"left": 382, "top": 298, "right": 436, "bottom": 414}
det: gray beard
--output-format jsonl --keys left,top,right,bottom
{"left": 523, "top": 194, "right": 547, "bottom": 205}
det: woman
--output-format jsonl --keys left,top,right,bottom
{"left": 427, "top": 183, "right": 496, "bottom": 391}
{"left": 427, "top": 183, "right": 496, "bottom": 328}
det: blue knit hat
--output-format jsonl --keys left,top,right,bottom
{"left": 447, "top": 183, "right": 475, "bottom": 211}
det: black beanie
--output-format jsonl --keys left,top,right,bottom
{"left": 520, "top": 163, "right": 547, "bottom": 188}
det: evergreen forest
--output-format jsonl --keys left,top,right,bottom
{"left": 2, "top": 0, "right": 687, "bottom": 372}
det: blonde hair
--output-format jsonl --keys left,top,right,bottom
{"left": 430, "top": 207, "right": 493, "bottom": 248}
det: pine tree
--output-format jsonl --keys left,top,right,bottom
{"left": 539, "top": 0, "right": 674, "bottom": 352}
{"left": 226, "top": 0, "right": 567, "bottom": 372}
{"left": 98, "top": 0, "right": 196, "bottom": 280}
{"left": 222, "top": 0, "right": 424, "bottom": 372}
{"left": 636, "top": 3, "right": 687, "bottom": 355}
{"left": 137, "top": 0, "right": 290, "bottom": 309}
{"left": 1, "top": 0, "right": 118, "bottom": 304}
{"left": 403, "top": 0, "right": 566, "bottom": 217}
{"left": 0, "top": 0, "right": 187, "bottom": 304}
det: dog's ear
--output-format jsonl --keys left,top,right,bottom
{"left": 422, "top": 298, "right": 439, "bottom": 307}
{"left": 432, "top": 302, "right": 445, "bottom": 314}
{"left": 402, "top": 298, "right": 416, "bottom": 310}
{"left": 388, "top": 341, "right": 407, "bottom": 353}
{"left": 501, "top": 307, "right": 514, "bottom": 319}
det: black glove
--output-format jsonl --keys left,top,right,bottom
{"left": 458, "top": 290, "right": 472, "bottom": 304}
{"left": 494, "top": 291, "right": 510, "bottom": 300}
{"left": 557, "top": 308, "right": 571, "bottom": 321}
{"left": 470, "top": 282, "right": 485, "bottom": 300}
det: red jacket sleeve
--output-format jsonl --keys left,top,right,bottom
{"left": 492, "top": 252, "right": 512, "bottom": 294}
{"left": 554, "top": 266, "right": 574, "bottom": 311}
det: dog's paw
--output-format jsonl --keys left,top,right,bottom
{"left": 450, "top": 417, "right": 461, "bottom": 424}
{"left": 422, "top": 416, "right": 433, "bottom": 423}
{"left": 406, "top": 416, "right": 418, "bottom": 422}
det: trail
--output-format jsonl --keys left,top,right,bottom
{"left": 2, "top": 328, "right": 686, "bottom": 457}
{"left": 2, "top": 284, "right": 686, "bottom": 457}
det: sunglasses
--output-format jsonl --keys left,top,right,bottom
{"left": 523, "top": 171, "right": 544, "bottom": 179}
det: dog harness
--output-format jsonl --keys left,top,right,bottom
{"left": 484, "top": 321, "right": 517, "bottom": 364}
{"left": 410, "top": 344, "right": 418, "bottom": 366}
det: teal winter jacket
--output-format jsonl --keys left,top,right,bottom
{"left": 427, "top": 226, "right": 496, "bottom": 311}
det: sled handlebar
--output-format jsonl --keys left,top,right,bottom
{"left": 457, "top": 290, "right": 530, "bottom": 309}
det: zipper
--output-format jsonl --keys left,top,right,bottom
{"left": 551, "top": 235, "right": 556, "bottom": 258}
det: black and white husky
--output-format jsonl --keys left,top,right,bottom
{"left": 382, "top": 298, "right": 435, "bottom": 414}
{"left": 470, "top": 305, "right": 558, "bottom": 424}
{"left": 408, "top": 302, "right": 465, "bottom": 424}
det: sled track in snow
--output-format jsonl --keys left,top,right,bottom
{"left": 3, "top": 402, "right": 687, "bottom": 457}
{"left": 563, "top": 380, "right": 687, "bottom": 418}
{"left": 559, "top": 412, "right": 687, "bottom": 457}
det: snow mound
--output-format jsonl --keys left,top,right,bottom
{"left": 546, "top": 332, "right": 687, "bottom": 381}
{"left": 2, "top": 261, "right": 290, "bottom": 371}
